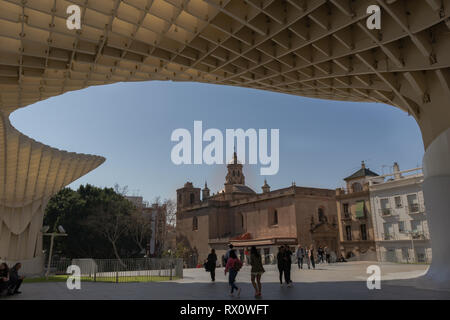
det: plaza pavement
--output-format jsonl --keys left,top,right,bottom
{"left": 7, "top": 261, "right": 450, "bottom": 300}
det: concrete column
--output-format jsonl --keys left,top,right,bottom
{"left": 419, "top": 127, "right": 450, "bottom": 289}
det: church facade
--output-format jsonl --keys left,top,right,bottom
{"left": 176, "top": 153, "right": 339, "bottom": 266}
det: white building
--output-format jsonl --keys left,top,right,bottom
{"left": 368, "top": 163, "right": 431, "bottom": 264}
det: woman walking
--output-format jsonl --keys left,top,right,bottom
{"left": 225, "top": 250, "right": 242, "bottom": 297}
{"left": 249, "top": 246, "right": 265, "bottom": 297}
{"left": 207, "top": 249, "right": 217, "bottom": 282}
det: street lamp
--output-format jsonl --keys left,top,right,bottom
{"left": 42, "top": 225, "right": 68, "bottom": 279}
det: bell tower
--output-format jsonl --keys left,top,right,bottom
{"left": 202, "top": 181, "right": 210, "bottom": 200}
{"left": 225, "top": 151, "right": 245, "bottom": 185}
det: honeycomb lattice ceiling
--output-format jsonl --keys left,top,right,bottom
{"left": 0, "top": 0, "right": 449, "bottom": 118}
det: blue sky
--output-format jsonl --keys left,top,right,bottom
{"left": 10, "top": 81, "right": 424, "bottom": 203}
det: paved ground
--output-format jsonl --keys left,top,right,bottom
{"left": 5, "top": 261, "right": 450, "bottom": 300}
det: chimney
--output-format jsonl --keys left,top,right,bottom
{"left": 393, "top": 162, "right": 401, "bottom": 179}
{"left": 361, "top": 161, "right": 366, "bottom": 169}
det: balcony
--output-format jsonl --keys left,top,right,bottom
{"left": 341, "top": 212, "right": 352, "bottom": 221}
{"left": 382, "top": 233, "right": 396, "bottom": 240}
{"left": 407, "top": 203, "right": 425, "bottom": 215}
{"left": 380, "top": 208, "right": 394, "bottom": 217}
{"left": 411, "top": 231, "right": 429, "bottom": 240}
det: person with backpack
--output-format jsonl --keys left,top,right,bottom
{"left": 224, "top": 250, "right": 242, "bottom": 297}
{"left": 249, "top": 246, "right": 265, "bottom": 297}
{"left": 206, "top": 249, "right": 217, "bottom": 282}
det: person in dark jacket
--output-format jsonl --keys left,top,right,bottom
{"left": 7, "top": 263, "right": 24, "bottom": 295}
{"left": 206, "top": 249, "right": 217, "bottom": 282}
{"left": 309, "top": 245, "right": 316, "bottom": 269}
{"left": 276, "top": 246, "right": 285, "bottom": 286}
{"left": 283, "top": 247, "right": 293, "bottom": 287}
{"left": 0, "top": 263, "right": 9, "bottom": 295}
{"left": 318, "top": 246, "right": 324, "bottom": 263}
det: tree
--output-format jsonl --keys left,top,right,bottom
{"left": 161, "top": 199, "right": 176, "bottom": 253}
{"left": 84, "top": 188, "right": 134, "bottom": 264}
{"left": 165, "top": 198, "right": 176, "bottom": 227}
{"left": 44, "top": 184, "right": 138, "bottom": 259}
{"left": 128, "top": 208, "right": 153, "bottom": 254}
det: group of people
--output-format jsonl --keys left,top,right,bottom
{"left": 204, "top": 244, "right": 265, "bottom": 298}
{"left": 295, "top": 244, "right": 317, "bottom": 269}
{"left": 203, "top": 243, "right": 342, "bottom": 298}
{"left": 276, "top": 245, "right": 294, "bottom": 287}
{"left": 295, "top": 244, "right": 338, "bottom": 269}
{"left": 0, "top": 262, "right": 24, "bottom": 297}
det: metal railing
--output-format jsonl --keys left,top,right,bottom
{"left": 411, "top": 231, "right": 430, "bottom": 240}
{"left": 382, "top": 233, "right": 396, "bottom": 240}
{"left": 407, "top": 203, "right": 426, "bottom": 215}
{"left": 341, "top": 212, "right": 352, "bottom": 220}
{"left": 46, "top": 258, "right": 183, "bottom": 282}
{"left": 380, "top": 208, "right": 394, "bottom": 216}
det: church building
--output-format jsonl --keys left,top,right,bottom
{"left": 176, "top": 153, "right": 339, "bottom": 266}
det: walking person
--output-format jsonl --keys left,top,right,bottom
{"left": 304, "top": 247, "right": 311, "bottom": 269}
{"left": 276, "top": 246, "right": 286, "bottom": 286}
{"left": 283, "top": 246, "right": 293, "bottom": 287}
{"left": 309, "top": 245, "right": 316, "bottom": 269}
{"left": 296, "top": 245, "right": 305, "bottom": 269}
{"left": 224, "top": 244, "right": 234, "bottom": 264}
{"left": 225, "top": 250, "right": 242, "bottom": 297}
{"left": 324, "top": 246, "right": 331, "bottom": 264}
{"left": 207, "top": 249, "right": 217, "bottom": 282}
{"left": 249, "top": 246, "right": 265, "bottom": 297}
{"left": 318, "top": 246, "right": 324, "bottom": 264}
{"left": 221, "top": 255, "right": 226, "bottom": 267}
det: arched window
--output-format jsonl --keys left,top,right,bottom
{"left": 352, "top": 182, "right": 363, "bottom": 192}
{"left": 237, "top": 213, "right": 244, "bottom": 229}
{"left": 193, "top": 216, "right": 198, "bottom": 231}
{"left": 318, "top": 207, "right": 326, "bottom": 223}
{"left": 190, "top": 193, "right": 195, "bottom": 204}
{"left": 178, "top": 193, "right": 182, "bottom": 202}
{"left": 268, "top": 208, "right": 278, "bottom": 226}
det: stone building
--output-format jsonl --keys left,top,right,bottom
{"left": 176, "top": 153, "right": 339, "bottom": 266}
{"left": 126, "top": 196, "right": 166, "bottom": 257}
{"left": 369, "top": 164, "right": 431, "bottom": 263}
{"left": 336, "top": 162, "right": 378, "bottom": 261}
